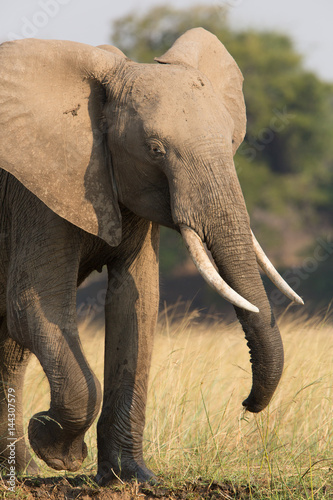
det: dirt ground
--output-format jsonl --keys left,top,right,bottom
{"left": 0, "top": 475, "right": 253, "bottom": 499}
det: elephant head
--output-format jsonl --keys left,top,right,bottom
{"left": 0, "top": 28, "right": 303, "bottom": 413}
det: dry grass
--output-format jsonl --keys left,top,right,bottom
{"left": 22, "top": 309, "right": 333, "bottom": 498}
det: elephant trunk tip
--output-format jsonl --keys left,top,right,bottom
{"left": 242, "top": 397, "right": 266, "bottom": 414}
{"left": 242, "top": 392, "right": 273, "bottom": 413}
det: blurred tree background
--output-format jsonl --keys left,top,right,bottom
{"left": 109, "top": 5, "right": 333, "bottom": 313}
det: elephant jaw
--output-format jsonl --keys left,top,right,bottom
{"left": 180, "top": 224, "right": 303, "bottom": 311}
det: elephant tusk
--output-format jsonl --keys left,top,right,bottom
{"left": 180, "top": 225, "right": 259, "bottom": 313}
{"left": 251, "top": 231, "right": 304, "bottom": 305}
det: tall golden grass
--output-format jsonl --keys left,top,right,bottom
{"left": 23, "top": 309, "right": 333, "bottom": 495}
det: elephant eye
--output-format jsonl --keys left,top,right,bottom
{"left": 147, "top": 140, "right": 166, "bottom": 158}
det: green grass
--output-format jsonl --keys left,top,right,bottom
{"left": 21, "top": 309, "right": 333, "bottom": 498}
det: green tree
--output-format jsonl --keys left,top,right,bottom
{"left": 111, "top": 5, "right": 231, "bottom": 63}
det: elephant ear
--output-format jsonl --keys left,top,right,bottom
{"left": 0, "top": 38, "right": 125, "bottom": 246}
{"left": 155, "top": 28, "right": 246, "bottom": 155}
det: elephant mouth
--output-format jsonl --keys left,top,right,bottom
{"left": 180, "top": 224, "right": 304, "bottom": 312}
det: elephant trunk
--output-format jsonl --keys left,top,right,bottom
{"left": 177, "top": 171, "right": 284, "bottom": 412}
{"left": 207, "top": 222, "right": 284, "bottom": 412}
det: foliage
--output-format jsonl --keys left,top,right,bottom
{"left": 111, "top": 5, "right": 230, "bottom": 63}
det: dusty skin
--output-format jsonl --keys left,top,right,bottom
{"left": 0, "top": 28, "right": 302, "bottom": 484}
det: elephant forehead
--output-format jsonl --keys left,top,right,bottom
{"left": 131, "top": 65, "right": 215, "bottom": 108}
{"left": 129, "top": 65, "right": 230, "bottom": 134}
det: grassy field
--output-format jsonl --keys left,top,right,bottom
{"left": 14, "top": 309, "right": 333, "bottom": 498}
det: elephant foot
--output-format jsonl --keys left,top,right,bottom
{"left": 28, "top": 411, "right": 87, "bottom": 472}
{"left": 96, "top": 460, "right": 157, "bottom": 485}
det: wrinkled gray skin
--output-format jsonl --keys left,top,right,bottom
{"left": 0, "top": 29, "right": 284, "bottom": 483}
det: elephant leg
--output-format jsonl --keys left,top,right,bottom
{"left": 96, "top": 219, "right": 159, "bottom": 484}
{"left": 6, "top": 214, "right": 102, "bottom": 472}
{"left": 0, "top": 316, "right": 39, "bottom": 476}
{"left": 7, "top": 277, "right": 102, "bottom": 472}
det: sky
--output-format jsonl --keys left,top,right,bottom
{"left": 1, "top": 0, "right": 332, "bottom": 81}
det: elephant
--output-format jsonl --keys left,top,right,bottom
{"left": 0, "top": 28, "right": 303, "bottom": 483}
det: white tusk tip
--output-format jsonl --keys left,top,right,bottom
{"left": 248, "top": 304, "right": 260, "bottom": 314}
{"left": 252, "top": 231, "right": 305, "bottom": 308}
